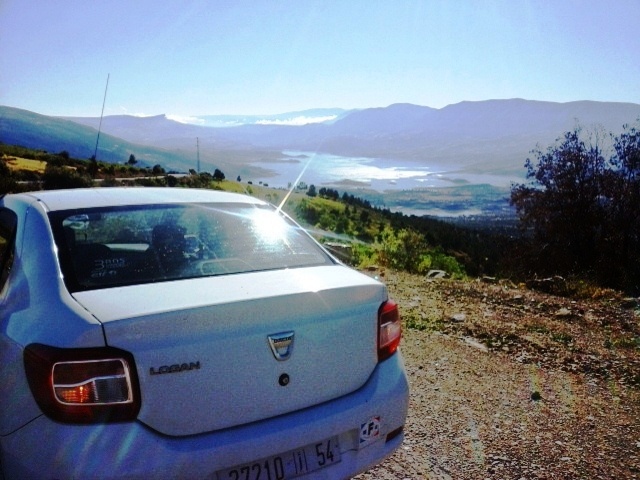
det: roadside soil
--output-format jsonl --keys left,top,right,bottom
{"left": 355, "top": 270, "right": 640, "bottom": 479}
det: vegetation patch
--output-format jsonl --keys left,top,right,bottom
{"left": 402, "top": 310, "right": 445, "bottom": 333}
{"left": 4, "top": 155, "right": 47, "bottom": 173}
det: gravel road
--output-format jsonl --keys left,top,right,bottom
{"left": 354, "top": 271, "right": 640, "bottom": 479}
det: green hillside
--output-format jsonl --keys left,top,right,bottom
{"left": 0, "top": 106, "right": 196, "bottom": 171}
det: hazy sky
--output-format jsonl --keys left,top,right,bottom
{"left": 1, "top": 0, "right": 639, "bottom": 118}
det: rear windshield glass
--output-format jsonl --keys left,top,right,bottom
{"left": 50, "top": 202, "right": 333, "bottom": 291}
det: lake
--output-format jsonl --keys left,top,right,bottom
{"left": 250, "top": 151, "right": 523, "bottom": 192}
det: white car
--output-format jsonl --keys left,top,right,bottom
{"left": 0, "top": 187, "right": 409, "bottom": 479}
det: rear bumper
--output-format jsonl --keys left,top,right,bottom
{"left": 0, "top": 352, "right": 409, "bottom": 480}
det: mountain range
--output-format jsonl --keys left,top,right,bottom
{"left": 2, "top": 99, "right": 639, "bottom": 215}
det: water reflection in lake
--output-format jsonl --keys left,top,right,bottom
{"left": 250, "top": 151, "right": 521, "bottom": 192}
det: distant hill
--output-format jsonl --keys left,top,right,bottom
{"left": 61, "top": 113, "right": 229, "bottom": 148}
{"left": 195, "top": 108, "right": 350, "bottom": 127}
{"left": 0, "top": 106, "right": 282, "bottom": 177}
{"left": 4, "top": 99, "right": 640, "bottom": 191}
{"left": 62, "top": 108, "right": 350, "bottom": 144}
{"left": 61, "top": 99, "right": 640, "bottom": 178}
{"left": 245, "top": 99, "right": 640, "bottom": 175}
{"left": 0, "top": 106, "right": 192, "bottom": 168}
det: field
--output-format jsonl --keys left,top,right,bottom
{"left": 3, "top": 155, "right": 47, "bottom": 173}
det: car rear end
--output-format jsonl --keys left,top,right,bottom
{"left": 0, "top": 188, "right": 409, "bottom": 479}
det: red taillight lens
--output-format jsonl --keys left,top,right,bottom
{"left": 24, "top": 344, "right": 141, "bottom": 423}
{"left": 378, "top": 299, "right": 401, "bottom": 361}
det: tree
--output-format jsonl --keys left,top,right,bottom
{"left": 213, "top": 168, "right": 225, "bottom": 181}
{"left": 510, "top": 128, "right": 607, "bottom": 276}
{"left": 306, "top": 184, "right": 317, "bottom": 197}
{"left": 127, "top": 154, "right": 137, "bottom": 165}
{"left": 166, "top": 175, "right": 179, "bottom": 187}
{"left": 603, "top": 124, "right": 640, "bottom": 289}
{"left": 0, "top": 159, "right": 17, "bottom": 194}
{"left": 376, "top": 226, "right": 431, "bottom": 274}
{"left": 88, "top": 157, "right": 99, "bottom": 178}
{"left": 42, "top": 165, "right": 93, "bottom": 190}
{"left": 510, "top": 124, "right": 640, "bottom": 292}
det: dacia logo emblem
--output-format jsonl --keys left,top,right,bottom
{"left": 268, "top": 331, "right": 294, "bottom": 361}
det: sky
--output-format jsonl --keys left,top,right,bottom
{"left": 1, "top": 0, "right": 639, "bottom": 119}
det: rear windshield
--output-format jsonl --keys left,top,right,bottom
{"left": 50, "top": 202, "right": 333, "bottom": 292}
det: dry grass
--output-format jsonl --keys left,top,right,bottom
{"left": 3, "top": 155, "right": 47, "bottom": 173}
{"left": 387, "top": 271, "right": 640, "bottom": 389}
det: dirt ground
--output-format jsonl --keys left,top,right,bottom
{"left": 355, "top": 270, "right": 640, "bottom": 479}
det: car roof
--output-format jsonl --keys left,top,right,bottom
{"left": 6, "top": 187, "right": 265, "bottom": 212}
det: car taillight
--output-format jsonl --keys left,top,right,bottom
{"left": 23, "top": 343, "right": 141, "bottom": 423}
{"left": 378, "top": 299, "right": 401, "bottom": 361}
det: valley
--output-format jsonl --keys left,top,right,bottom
{"left": 2, "top": 99, "right": 640, "bottom": 217}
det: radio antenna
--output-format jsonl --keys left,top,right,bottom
{"left": 93, "top": 73, "right": 110, "bottom": 161}
{"left": 196, "top": 137, "right": 200, "bottom": 173}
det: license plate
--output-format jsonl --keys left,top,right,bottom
{"left": 217, "top": 436, "right": 341, "bottom": 480}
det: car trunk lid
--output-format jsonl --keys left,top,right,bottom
{"left": 72, "top": 266, "right": 385, "bottom": 436}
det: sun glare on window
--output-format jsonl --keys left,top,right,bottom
{"left": 249, "top": 209, "right": 292, "bottom": 245}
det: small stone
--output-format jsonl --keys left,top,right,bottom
{"left": 426, "top": 269, "right": 447, "bottom": 279}
{"left": 464, "top": 337, "right": 489, "bottom": 352}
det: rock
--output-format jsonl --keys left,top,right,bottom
{"left": 450, "top": 313, "right": 466, "bottom": 322}
{"left": 426, "top": 269, "right": 447, "bottom": 279}
{"left": 464, "top": 337, "right": 489, "bottom": 352}
{"left": 555, "top": 308, "right": 572, "bottom": 317}
{"left": 526, "top": 275, "right": 567, "bottom": 295}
